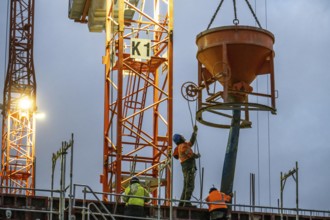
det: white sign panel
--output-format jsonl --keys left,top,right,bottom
{"left": 130, "top": 38, "right": 151, "bottom": 60}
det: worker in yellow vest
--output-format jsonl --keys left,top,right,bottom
{"left": 173, "top": 125, "right": 200, "bottom": 207}
{"left": 122, "top": 177, "right": 150, "bottom": 219}
{"left": 205, "top": 187, "right": 232, "bottom": 220}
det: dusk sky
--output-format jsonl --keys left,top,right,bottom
{"left": 1, "top": 0, "right": 330, "bottom": 212}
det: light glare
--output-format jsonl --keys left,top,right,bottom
{"left": 35, "top": 112, "right": 46, "bottom": 120}
{"left": 18, "top": 98, "right": 32, "bottom": 110}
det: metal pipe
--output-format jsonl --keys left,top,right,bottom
{"left": 250, "top": 173, "right": 255, "bottom": 212}
{"left": 158, "top": 163, "right": 161, "bottom": 219}
{"left": 69, "top": 134, "right": 74, "bottom": 220}
{"left": 220, "top": 109, "right": 241, "bottom": 195}
{"left": 50, "top": 156, "right": 56, "bottom": 220}
{"left": 82, "top": 186, "right": 87, "bottom": 220}
{"left": 200, "top": 167, "right": 204, "bottom": 209}
{"left": 169, "top": 156, "right": 173, "bottom": 220}
{"left": 296, "top": 161, "right": 299, "bottom": 220}
{"left": 280, "top": 171, "right": 284, "bottom": 220}
{"left": 59, "top": 142, "right": 67, "bottom": 220}
{"left": 59, "top": 143, "right": 63, "bottom": 220}
{"left": 63, "top": 143, "right": 67, "bottom": 220}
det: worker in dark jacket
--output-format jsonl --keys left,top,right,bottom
{"left": 205, "top": 187, "right": 232, "bottom": 220}
{"left": 173, "top": 125, "right": 199, "bottom": 207}
{"left": 122, "top": 177, "right": 150, "bottom": 219}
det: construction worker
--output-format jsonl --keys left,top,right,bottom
{"left": 173, "top": 125, "right": 200, "bottom": 207}
{"left": 122, "top": 177, "right": 150, "bottom": 219}
{"left": 205, "top": 187, "right": 232, "bottom": 220}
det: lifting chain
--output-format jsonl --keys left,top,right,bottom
{"left": 207, "top": 0, "right": 263, "bottom": 29}
{"left": 207, "top": 0, "right": 225, "bottom": 30}
{"left": 244, "top": 0, "right": 262, "bottom": 28}
{"left": 233, "top": 0, "right": 239, "bottom": 25}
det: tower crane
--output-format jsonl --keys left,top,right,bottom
{"left": 69, "top": 0, "right": 173, "bottom": 202}
{"left": 1, "top": 0, "right": 37, "bottom": 195}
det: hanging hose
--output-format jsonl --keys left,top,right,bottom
{"left": 221, "top": 109, "right": 241, "bottom": 195}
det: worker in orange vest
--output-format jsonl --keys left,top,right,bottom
{"left": 173, "top": 125, "right": 200, "bottom": 207}
{"left": 205, "top": 187, "right": 232, "bottom": 220}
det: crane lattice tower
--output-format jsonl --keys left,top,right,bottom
{"left": 1, "top": 0, "right": 37, "bottom": 195}
{"left": 69, "top": 0, "right": 173, "bottom": 202}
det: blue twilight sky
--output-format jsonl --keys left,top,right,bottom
{"left": 0, "top": 0, "right": 330, "bottom": 211}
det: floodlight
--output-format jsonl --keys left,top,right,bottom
{"left": 18, "top": 97, "right": 32, "bottom": 110}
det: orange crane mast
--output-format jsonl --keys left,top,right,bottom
{"left": 69, "top": 0, "right": 173, "bottom": 202}
{"left": 1, "top": 0, "right": 37, "bottom": 195}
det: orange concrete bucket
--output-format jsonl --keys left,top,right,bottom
{"left": 196, "top": 25, "right": 275, "bottom": 88}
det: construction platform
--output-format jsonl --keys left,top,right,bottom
{"left": 0, "top": 194, "right": 330, "bottom": 220}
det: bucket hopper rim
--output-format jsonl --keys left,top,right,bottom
{"left": 196, "top": 25, "right": 275, "bottom": 43}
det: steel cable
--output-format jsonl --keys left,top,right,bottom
{"left": 3, "top": 0, "right": 10, "bottom": 83}
{"left": 264, "top": 0, "right": 272, "bottom": 206}
{"left": 245, "top": 0, "right": 262, "bottom": 28}
{"left": 186, "top": 99, "right": 203, "bottom": 204}
{"left": 233, "top": 0, "right": 239, "bottom": 25}
{"left": 207, "top": 0, "right": 225, "bottom": 30}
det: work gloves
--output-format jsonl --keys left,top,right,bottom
{"left": 194, "top": 153, "right": 201, "bottom": 159}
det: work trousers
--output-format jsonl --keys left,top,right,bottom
{"left": 124, "top": 204, "right": 145, "bottom": 220}
{"left": 209, "top": 208, "right": 228, "bottom": 220}
{"left": 179, "top": 158, "right": 196, "bottom": 206}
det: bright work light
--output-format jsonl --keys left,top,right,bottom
{"left": 18, "top": 97, "right": 33, "bottom": 110}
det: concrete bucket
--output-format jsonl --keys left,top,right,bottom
{"left": 192, "top": 25, "right": 276, "bottom": 128}
{"left": 196, "top": 25, "right": 275, "bottom": 102}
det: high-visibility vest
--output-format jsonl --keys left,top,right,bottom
{"left": 123, "top": 183, "right": 150, "bottom": 206}
{"left": 206, "top": 190, "right": 231, "bottom": 212}
{"left": 178, "top": 142, "right": 194, "bottom": 163}
{"left": 173, "top": 146, "right": 179, "bottom": 159}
